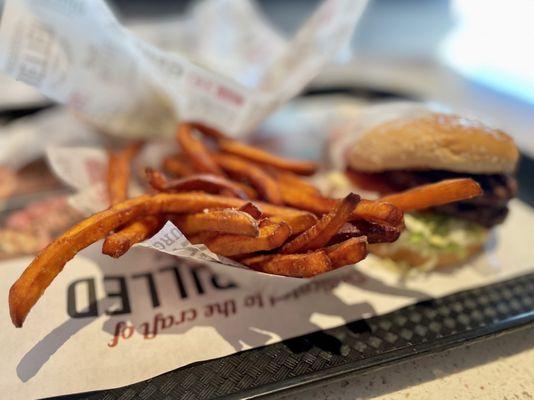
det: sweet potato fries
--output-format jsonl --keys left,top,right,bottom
{"left": 8, "top": 123, "right": 483, "bottom": 327}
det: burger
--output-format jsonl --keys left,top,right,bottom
{"left": 342, "top": 112, "right": 519, "bottom": 271}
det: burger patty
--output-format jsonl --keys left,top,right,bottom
{"left": 364, "top": 170, "right": 517, "bottom": 228}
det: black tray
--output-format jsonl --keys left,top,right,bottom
{"left": 61, "top": 272, "right": 534, "bottom": 400}
{"left": 53, "top": 89, "right": 534, "bottom": 399}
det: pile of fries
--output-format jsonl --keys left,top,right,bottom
{"left": 9, "top": 123, "right": 482, "bottom": 327}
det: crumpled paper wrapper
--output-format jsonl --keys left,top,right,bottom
{"left": 0, "top": 0, "right": 368, "bottom": 139}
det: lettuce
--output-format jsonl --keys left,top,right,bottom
{"left": 376, "top": 213, "right": 488, "bottom": 275}
{"left": 403, "top": 213, "right": 487, "bottom": 254}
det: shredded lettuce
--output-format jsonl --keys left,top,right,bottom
{"left": 376, "top": 213, "right": 488, "bottom": 275}
{"left": 403, "top": 213, "right": 487, "bottom": 253}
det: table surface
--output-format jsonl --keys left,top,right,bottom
{"left": 278, "top": 325, "right": 534, "bottom": 400}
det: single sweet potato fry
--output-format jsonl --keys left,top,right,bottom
{"left": 325, "top": 237, "right": 368, "bottom": 268}
{"left": 172, "top": 209, "right": 259, "bottom": 237}
{"left": 281, "top": 193, "right": 360, "bottom": 253}
{"left": 352, "top": 219, "right": 401, "bottom": 243}
{"left": 9, "top": 195, "right": 153, "bottom": 327}
{"left": 159, "top": 193, "right": 316, "bottom": 234}
{"left": 107, "top": 142, "right": 142, "bottom": 205}
{"left": 146, "top": 169, "right": 250, "bottom": 199}
{"left": 102, "top": 215, "right": 163, "bottom": 258}
{"left": 218, "top": 139, "right": 317, "bottom": 175}
{"left": 279, "top": 183, "right": 334, "bottom": 213}
{"left": 187, "top": 231, "right": 218, "bottom": 245}
{"left": 275, "top": 171, "right": 321, "bottom": 196}
{"left": 213, "top": 153, "right": 283, "bottom": 205}
{"left": 242, "top": 251, "right": 332, "bottom": 278}
{"left": 150, "top": 168, "right": 258, "bottom": 199}
{"left": 379, "top": 178, "right": 483, "bottom": 212}
{"left": 188, "top": 122, "right": 228, "bottom": 140}
{"left": 177, "top": 123, "right": 225, "bottom": 176}
{"left": 202, "top": 219, "right": 291, "bottom": 256}
{"left": 279, "top": 183, "right": 403, "bottom": 226}
{"left": 163, "top": 155, "right": 195, "bottom": 177}
{"left": 354, "top": 200, "right": 404, "bottom": 227}
{"left": 327, "top": 223, "right": 363, "bottom": 245}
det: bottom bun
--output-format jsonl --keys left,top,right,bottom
{"left": 369, "top": 240, "right": 486, "bottom": 270}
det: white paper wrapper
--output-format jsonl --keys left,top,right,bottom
{"left": 0, "top": 199, "right": 533, "bottom": 399}
{"left": 0, "top": 108, "right": 103, "bottom": 170}
{"left": 0, "top": 0, "right": 368, "bottom": 139}
{"left": 0, "top": 74, "right": 44, "bottom": 108}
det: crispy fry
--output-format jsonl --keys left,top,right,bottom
{"left": 200, "top": 219, "right": 291, "bottom": 257}
{"left": 379, "top": 178, "right": 483, "bottom": 212}
{"left": 218, "top": 139, "right": 317, "bottom": 175}
{"left": 327, "top": 223, "right": 363, "bottom": 244}
{"left": 144, "top": 193, "right": 315, "bottom": 234}
{"left": 145, "top": 168, "right": 169, "bottom": 191}
{"left": 328, "top": 221, "right": 401, "bottom": 245}
{"left": 172, "top": 209, "right": 259, "bottom": 237}
{"left": 213, "top": 153, "right": 283, "bottom": 204}
{"left": 177, "top": 123, "right": 225, "bottom": 176}
{"left": 107, "top": 142, "right": 142, "bottom": 205}
{"left": 187, "top": 231, "right": 217, "bottom": 244}
{"left": 279, "top": 183, "right": 334, "bottom": 213}
{"left": 242, "top": 251, "right": 332, "bottom": 278}
{"left": 9, "top": 195, "right": 152, "bottom": 327}
{"left": 275, "top": 171, "right": 321, "bottom": 196}
{"left": 146, "top": 169, "right": 250, "bottom": 199}
{"left": 159, "top": 193, "right": 315, "bottom": 234}
{"left": 353, "top": 220, "right": 401, "bottom": 243}
{"left": 8, "top": 192, "right": 317, "bottom": 326}
{"left": 234, "top": 183, "right": 258, "bottom": 199}
{"left": 325, "top": 237, "right": 368, "bottom": 268}
{"left": 238, "top": 202, "right": 263, "bottom": 219}
{"left": 163, "top": 155, "right": 194, "bottom": 177}
{"left": 279, "top": 183, "right": 403, "bottom": 226}
{"left": 102, "top": 215, "right": 163, "bottom": 258}
{"left": 281, "top": 193, "right": 360, "bottom": 254}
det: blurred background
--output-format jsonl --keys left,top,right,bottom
{"left": 104, "top": 0, "right": 534, "bottom": 156}
{"left": 2, "top": 0, "right": 533, "bottom": 153}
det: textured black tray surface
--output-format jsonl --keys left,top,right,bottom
{"left": 60, "top": 272, "right": 534, "bottom": 400}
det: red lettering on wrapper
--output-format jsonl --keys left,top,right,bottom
{"left": 141, "top": 313, "right": 174, "bottom": 339}
{"left": 217, "top": 86, "right": 244, "bottom": 106}
{"left": 108, "top": 321, "right": 134, "bottom": 347}
{"left": 140, "top": 309, "right": 197, "bottom": 340}
{"left": 188, "top": 74, "right": 214, "bottom": 92}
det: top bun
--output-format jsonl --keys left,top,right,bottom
{"left": 347, "top": 113, "right": 519, "bottom": 174}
